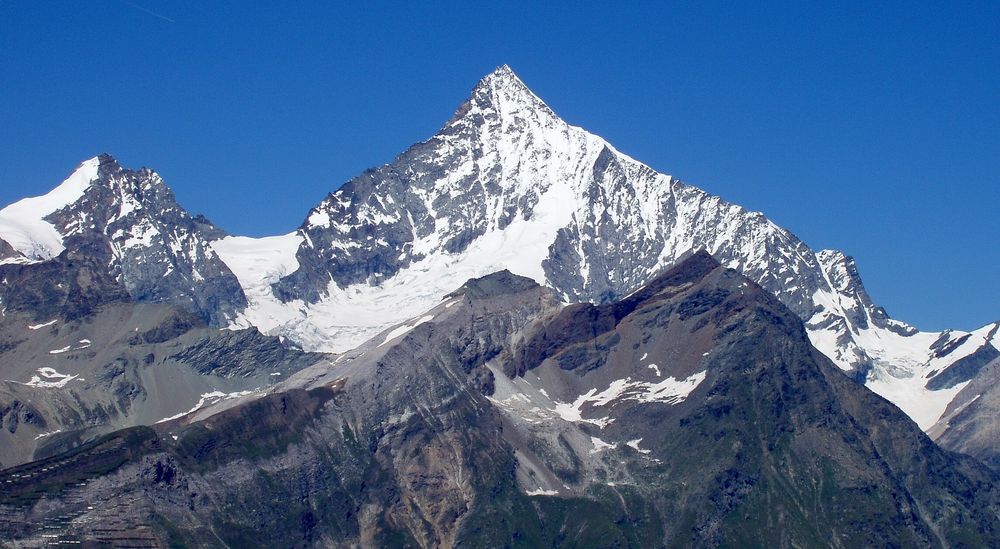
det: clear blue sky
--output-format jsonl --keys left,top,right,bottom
{"left": 1, "top": 1, "right": 997, "bottom": 331}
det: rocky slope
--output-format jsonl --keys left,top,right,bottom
{"left": 0, "top": 154, "right": 246, "bottom": 325}
{"left": 0, "top": 300, "right": 323, "bottom": 469}
{"left": 212, "top": 66, "right": 998, "bottom": 444}
{"left": 2, "top": 66, "right": 995, "bottom": 462}
{"left": 1, "top": 253, "right": 997, "bottom": 547}
{"left": 0, "top": 158, "right": 324, "bottom": 468}
{"left": 929, "top": 354, "right": 1000, "bottom": 469}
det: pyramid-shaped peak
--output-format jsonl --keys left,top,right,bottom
{"left": 447, "top": 65, "right": 559, "bottom": 128}
{"left": 474, "top": 64, "right": 539, "bottom": 100}
{"left": 480, "top": 64, "right": 520, "bottom": 84}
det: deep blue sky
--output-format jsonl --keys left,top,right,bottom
{"left": 1, "top": 2, "right": 997, "bottom": 331}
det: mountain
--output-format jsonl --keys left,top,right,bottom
{"left": 0, "top": 154, "right": 246, "bottom": 326}
{"left": 206, "top": 66, "right": 997, "bottom": 442}
{"left": 2, "top": 253, "right": 997, "bottom": 547}
{"left": 0, "top": 156, "right": 324, "bottom": 469}
{"left": 1, "top": 67, "right": 996, "bottom": 460}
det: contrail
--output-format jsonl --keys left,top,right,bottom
{"left": 120, "top": 0, "right": 176, "bottom": 23}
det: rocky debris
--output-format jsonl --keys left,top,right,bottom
{"left": 930, "top": 356, "right": 1000, "bottom": 470}
{"left": 0, "top": 302, "right": 327, "bottom": 469}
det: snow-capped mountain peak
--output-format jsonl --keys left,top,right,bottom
{"left": 445, "top": 64, "right": 558, "bottom": 129}
{"left": 0, "top": 153, "right": 246, "bottom": 325}
{"left": 209, "top": 66, "right": 1000, "bottom": 439}
{"left": 7, "top": 67, "right": 998, "bottom": 445}
{"left": 0, "top": 156, "right": 101, "bottom": 263}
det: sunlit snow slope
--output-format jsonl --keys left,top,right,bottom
{"left": 5, "top": 67, "right": 996, "bottom": 438}
{"left": 0, "top": 157, "right": 100, "bottom": 263}
{"left": 209, "top": 66, "right": 997, "bottom": 434}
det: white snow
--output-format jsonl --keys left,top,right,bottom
{"left": 548, "top": 371, "right": 706, "bottom": 428}
{"left": 377, "top": 315, "right": 435, "bottom": 347}
{"left": 28, "top": 319, "right": 58, "bottom": 330}
{"left": 48, "top": 346, "right": 72, "bottom": 355}
{"left": 552, "top": 396, "right": 614, "bottom": 428}
{"left": 0, "top": 157, "right": 100, "bottom": 262}
{"left": 589, "top": 436, "right": 617, "bottom": 454}
{"left": 307, "top": 210, "right": 331, "bottom": 228}
{"left": 6, "top": 367, "right": 78, "bottom": 389}
{"left": 34, "top": 429, "right": 63, "bottom": 440}
{"left": 212, "top": 232, "right": 303, "bottom": 290}
{"left": 626, "top": 438, "right": 651, "bottom": 454}
{"left": 525, "top": 488, "right": 558, "bottom": 496}
{"left": 867, "top": 376, "right": 970, "bottom": 431}
{"left": 647, "top": 363, "right": 661, "bottom": 376}
{"left": 809, "top": 313, "right": 1000, "bottom": 431}
{"left": 211, "top": 232, "right": 305, "bottom": 331}
{"left": 155, "top": 389, "right": 258, "bottom": 424}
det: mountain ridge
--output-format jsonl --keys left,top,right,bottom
{"left": 2, "top": 252, "right": 998, "bottom": 547}
{"left": 2, "top": 66, "right": 997, "bottom": 458}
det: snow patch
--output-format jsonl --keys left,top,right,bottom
{"left": 626, "top": 438, "right": 651, "bottom": 454}
{"left": 589, "top": 436, "right": 617, "bottom": 454}
{"left": 34, "top": 429, "right": 63, "bottom": 440}
{"left": 156, "top": 389, "right": 259, "bottom": 424}
{"left": 7, "top": 367, "right": 78, "bottom": 388}
{"left": 377, "top": 315, "right": 435, "bottom": 347}
{"left": 28, "top": 319, "right": 58, "bottom": 330}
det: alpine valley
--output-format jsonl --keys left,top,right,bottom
{"left": 0, "top": 66, "right": 997, "bottom": 547}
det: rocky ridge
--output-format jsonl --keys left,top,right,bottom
{"left": 1, "top": 253, "right": 997, "bottom": 547}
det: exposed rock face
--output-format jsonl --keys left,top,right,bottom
{"left": 930, "top": 355, "right": 1000, "bottom": 469}
{"left": 1, "top": 66, "right": 997, "bottom": 482}
{"left": 0, "top": 237, "right": 22, "bottom": 263}
{"left": 0, "top": 154, "right": 246, "bottom": 325}
{"left": 200, "top": 66, "right": 997, "bottom": 448}
{"left": 263, "top": 66, "right": 860, "bottom": 360}
{"left": 2, "top": 254, "right": 997, "bottom": 547}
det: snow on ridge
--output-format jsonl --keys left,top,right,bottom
{"left": 0, "top": 157, "right": 101, "bottom": 262}
{"left": 155, "top": 389, "right": 259, "bottom": 424}
{"left": 377, "top": 315, "right": 435, "bottom": 347}
{"left": 28, "top": 319, "right": 58, "bottom": 330}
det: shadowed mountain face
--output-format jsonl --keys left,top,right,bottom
{"left": 2, "top": 252, "right": 997, "bottom": 547}
{"left": 929, "top": 355, "right": 1000, "bottom": 470}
